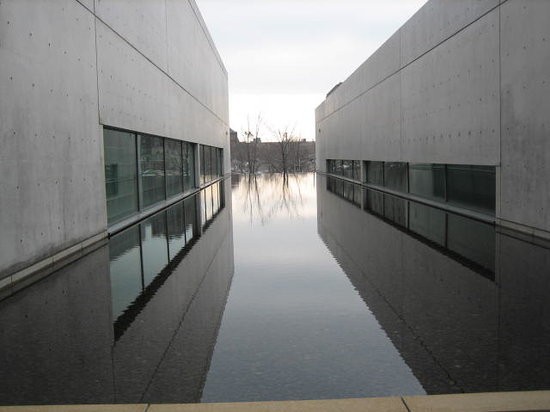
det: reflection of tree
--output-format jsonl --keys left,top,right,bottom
{"left": 237, "top": 173, "right": 308, "bottom": 226}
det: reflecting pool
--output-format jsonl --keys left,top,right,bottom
{"left": 1, "top": 173, "right": 550, "bottom": 406}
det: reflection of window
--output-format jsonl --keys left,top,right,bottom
{"left": 109, "top": 183, "right": 224, "bottom": 341}
{"left": 326, "top": 176, "right": 495, "bottom": 279}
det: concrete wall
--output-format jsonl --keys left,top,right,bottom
{"left": 316, "top": 0, "right": 550, "bottom": 236}
{"left": 0, "top": 0, "right": 229, "bottom": 279}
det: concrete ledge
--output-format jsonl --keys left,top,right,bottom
{"left": 1, "top": 392, "right": 550, "bottom": 412}
{"left": 0, "top": 231, "right": 108, "bottom": 301}
{"left": 497, "top": 218, "right": 550, "bottom": 244}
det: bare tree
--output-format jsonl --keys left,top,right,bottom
{"left": 243, "top": 114, "right": 262, "bottom": 175}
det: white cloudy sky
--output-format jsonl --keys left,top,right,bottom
{"left": 195, "top": 0, "right": 427, "bottom": 141}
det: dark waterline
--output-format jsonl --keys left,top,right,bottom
{"left": 1, "top": 173, "right": 550, "bottom": 405}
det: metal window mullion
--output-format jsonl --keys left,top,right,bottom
{"left": 138, "top": 225, "right": 145, "bottom": 290}
{"left": 163, "top": 138, "right": 167, "bottom": 201}
{"left": 136, "top": 133, "right": 142, "bottom": 211}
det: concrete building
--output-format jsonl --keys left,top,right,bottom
{"left": 316, "top": 0, "right": 550, "bottom": 239}
{"left": 0, "top": 0, "right": 230, "bottom": 290}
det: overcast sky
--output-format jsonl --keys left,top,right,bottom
{"left": 195, "top": 0, "right": 427, "bottom": 141}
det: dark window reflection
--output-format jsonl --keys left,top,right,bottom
{"left": 109, "top": 182, "right": 225, "bottom": 340}
{"left": 384, "top": 195, "right": 408, "bottom": 228}
{"left": 327, "top": 176, "right": 495, "bottom": 279}
{"left": 365, "top": 190, "right": 384, "bottom": 217}
{"left": 409, "top": 202, "right": 446, "bottom": 246}
{"left": 167, "top": 202, "right": 186, "bottom": 260}
{"left": 109, "top": 226, "right": 142, "bottom": 319}
{"left": 141, "top": 212, "right": 169, "bottom": 286}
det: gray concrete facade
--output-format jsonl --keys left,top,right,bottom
{"left": 316, "top": 0, "right": 550, "bottom": 237}
{"left": 0, "top": 0, "right": 229, "bottom": 280}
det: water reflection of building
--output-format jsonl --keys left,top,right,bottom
{"left": 0, "top": 181, "right": 234, "bottom": 405}
{"left": 318, "top": 175, "right": 550, "bottom": 394}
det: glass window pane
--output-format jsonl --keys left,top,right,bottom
{"left": 366, "top": 161, "right": 384, "bottom": 185}
{"left": 206, "top": 146, "right": 213, "bottom": 182}
{"left": 104, "top": 129, "right": 138, "bottom": 224}
{"left": 199, "top": 145, "right": 206, "bottom": 185}
{"left": 384, "top": 162, "right": 408, "bottom": 192}
{"left": 447, "top": 165, "right": 496, "bottom": 213}
{"left": 140, "top": 212, "right": 168, "bottom": 286}
{"left": 342, "top": 160, "right": 352, "bottom": 178}
{"left": 167, "top": 201, "right": 186, "bottom": 260}
{"left": 183, "top": 143, "right": 195, "bottom": 192}
{"left": 218, "top": 148, "right": 222, "bottom": 177}
{"left": 409, "top": 163, "right": 445, "bottom": 200}
{"left": 165, "top": 139, "right": 183, "bottom": 198}
{"left": 139, "top": 135, "right": 165, "bottom": 208}
{"left": 353, "top": 161, "right": 361, "bottom": 181}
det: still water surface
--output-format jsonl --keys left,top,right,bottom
{"left": 1, "top": 173, "right": 550, "bottom": 405}
{"left": 202, "top": 174, "right": 423, "bottom": 401}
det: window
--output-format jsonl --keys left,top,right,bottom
{"left": 446, "top": 165, "right": 495, "bottom": 213}
{"left": 199, "top": 144, "right": 223, "bottom": 184}
{"left": 366, "top": 161, "right": 384, "bottom": 185}
{"left": 139, "top": 134, "right": 165, "bottom": 208}
{"left": 104, "top": 129, "right": 138, "bottom": 224}
{"left": 183, "top": 142, "right": 195, "bottom": 191}
{"left": 409, "top": 163, "right": 445, "bottom": 200}
{"left": 165, "top": 139, "right": 183, "bottom": 198}
{"left": 384, "top": 162, "right": 407, "bottom": 192}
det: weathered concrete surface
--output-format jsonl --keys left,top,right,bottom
{"left": 316, "top": 0, "right": 550, "bottom": 235}
{"left": 0, "top": 0, "right": 106, "bottom": 278}
{"left": 0, "top": 0, "right": 229, "bottom": 280}
{"left": 500, "top": 0, "right": 550, "bottom": 234}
